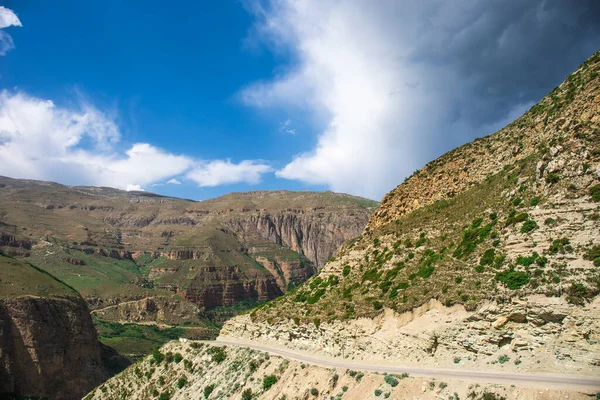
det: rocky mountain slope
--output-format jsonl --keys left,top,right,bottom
{"left": 217, "top": 51, "right": 600, "bottom": 378}
{"left": 0, "top": 254, "right": 107, "bottom": 399}
{"left": 0, "top": 182, "right": 375, "bottom": 309}
{"left": 86, "top": 340, "right": 589, "bottom": 400}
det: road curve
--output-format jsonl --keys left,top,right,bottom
{"left": 208, "top": 338, "right": 600, "bottom": 391}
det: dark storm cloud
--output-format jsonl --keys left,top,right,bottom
{"left": 243, "top": 0, "right": 600, "bottom": 199}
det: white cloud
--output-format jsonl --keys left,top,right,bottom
{"left": 186, "top": 160, "right": 273, "bottom": 187}
{"left": 0, "top": 91, "right": 272, "bottom": 191}
{"left": 279, "top": 119, "right": 296, "bottom": 135}
{"left": 126, "top": 184, "right": 144, "bottom": 191}
{"left": 243, "top": 0, "right": 600, "bottom": 199}
{"left": 0, "top": 6, "right": 21, "bottom": 56}
{"left": 166, "top": 178, "right": 181, "bottom": 185}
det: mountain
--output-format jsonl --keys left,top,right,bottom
{"left": 0, "top": 179, "right": 376, "bottom": 357}
{"left": 84, "top": 50, "right": 600, "bottom": 400}
{"left": 0, "top": 254, "right": 107, "bottom": 399}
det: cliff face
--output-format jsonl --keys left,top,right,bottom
{"left": 183, "top": 266, "right": 282, "bottom": 310}
{"left": 0, "top": 256, "right": 107, "bottom": 400}
{"left": 225, "top": 209, "right": 370, "bottom": 268}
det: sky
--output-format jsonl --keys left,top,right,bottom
{"left": 0, "top": 1, "right": 599, "bottom": 201}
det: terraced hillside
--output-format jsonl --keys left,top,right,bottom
{"left": 220, "top": 50, "right": 600, "bottom": 376}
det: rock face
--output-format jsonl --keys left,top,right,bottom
{"left": 221, "top": 296, "right": 600, "bottom": 373}
{"left": 225, "top": 210, "right": 369, "bottom": 268}
{"left": 91, "top": 296, "right": 205, "bottom": 325}
{"left": 183, "top": 266, "right": 282, "bottom": 310}
{"left": 0, "top": 256, "right": 107, "bottom": 400}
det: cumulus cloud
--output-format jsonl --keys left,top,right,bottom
{"left": 243, "top": 0, "right": 600, "bottom": 199}
{"left": 0, "top": 6, "right": 21, "bottom": 56}
{"left": 186, "top": 160, "right": 273, "bottom": 187}
{"left": 126, "top": 184, "right": 144, "bottom": 192}
{"left": 0, "top": 91, "right": 272, "bottom": 190}
{"left": 166, "top": 178, "right": 181, "bottom": 185}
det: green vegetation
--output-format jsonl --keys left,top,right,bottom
{"left": 384, "top": 375, "right": 399, "bottom": 387}
{"left": 242, "top": 389, "right": 253, "bottom": 400}
{"left": 263, "top": 375, "right": 278, "bottom": 390}
{"left": 548, "top": 238, "right": 572, "bottom": 254}
{"left": 203, "top": 384, "right": 215, "bottom": 399}
{"left": 207, "top": 346, "right": 227, "bottom": 363}
{"left": 497, "top": 354, "right": 510, "bottom": 364}
{"left": 496, "top": 268, "right": 530, "bottom": 290}
{"left": 520, "top": 220, "right": 538, "bottom": 234}
{"left": 590, "top": 184, "right": 600, "bottom": 202}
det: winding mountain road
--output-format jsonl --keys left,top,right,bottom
{"left": 210, "top": 338, "right": 600, "bottom": 391}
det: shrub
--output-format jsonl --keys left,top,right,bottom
{"left": 545, "top": 173, "right": 560, "bottom": 184}
{"left": 517, "top": 252, "right": 540, "bottom": 266}
{"left": 497, "top": 354, "right": 510, "bottom": 364}
{"left": 342, "top": 386, "right": 348, "bottom": 392}
{"left": 496, "top": 268, "right": 530, "bottom": 289}
{"left": 373, "top": 301, "right": 383, "bottom": 310}
{"left": 203, "top": 384, "right": 215, "bottom": 399}
{"left": 548, "top": 238, "right": 572, "bottom": 254}
{"left": 455, "top": 276, "right": 463, "bottom": 284}
{"left": 342, "top": 265, "right": 351, "bottom": 277}
{"left": 544, "top": 217, "right": 557, "bottom": 226}
{"left": 530, "top": 196, "right": 540, "bottom": 207}
{"left": 159, "top": 392, "right": 171, "bottom": 400}
{"left": 177, "top": 377, "right": 187, "bottom": 389}
{"left": 373, "top": 238, "right": 380, "bottom": 247}
{"left": 310, "top": 388, "right": 319, "bottom": 396}
{"left": 384, "top": 375, "right": 399, "bottom": 387}
{"left": 584, "top": 245, "right": 600, "bottom": 261}
{"left": 241, "top": 389, "right": 253, "bottom": 400}
{"left": 480, "top": 248, "right": 495, "bottom": 266}
{"left": 453, "top": 357, "right": 461, "bottom": 364}
{"left": 439, "top": 382, "right": 448, "bottom": 390}
{"left": 375, "top": 389, "right": 383, "bottom": 396}
{"left": 505, "top": 211, "right": 529, "bottom": 226}
{"left": 207, "top": 346, "right": 227, "bottom": 363}
{"left": 590, "top": 184, "right": 600, "bottom": 202}
{"left": 263, "top": 375, "right": 278, "bottom": 391}
{"left": 173, "top": 353, "right": 183, "bottom": 363}
{"left": 152, "top": 347, "right": 165, "bottom": 364}
{"left": 418, "top": 265, "right": 435, "bottom": 279}
{"left": 566, "top": 283, "right": 589, "bottom": 305}
{"left": 521, "top": 220, "right": 538, "bottom": 234}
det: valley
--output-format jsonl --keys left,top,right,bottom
{"left": 87, "top": 50, "right": 600, "bottom": 399}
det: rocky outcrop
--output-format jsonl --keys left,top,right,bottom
{"left": 0, "top": 295, "right": 107, "bottom": 400}
{"left": 91, "top": 296, "right": 205, "bottom": 325}
{"left": 221, "top": 296, "right": 600, "bottom": 374}
{"left": 254, "top": 255, "right": 316, "bottom": 291}
{"left": 225, "top": 210, "right": 369, "bottom": 268}
{"left": 184, "top": 266, "right": 282, "bottom": 310}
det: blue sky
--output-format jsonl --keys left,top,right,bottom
{"left": 0, "top": 1, "right": 599, "bottom": 200}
